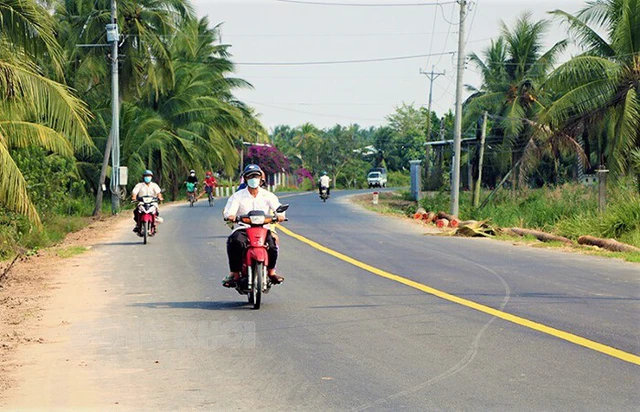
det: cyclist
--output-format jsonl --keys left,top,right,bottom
{"left": 186, "top": 169, "right": 199, "bottom": 202}
{"left": 201, "top": 171, "right": 218, "bottom": 201}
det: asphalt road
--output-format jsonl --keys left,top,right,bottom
{"left": 9, "top": 190, "right": 640, "bottom": 410}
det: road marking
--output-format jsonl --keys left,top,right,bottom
{"left": 278, "top": 225, "right": 640, "bottom": 366}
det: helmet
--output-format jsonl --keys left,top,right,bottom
{"left": 189, "top": 169, "right": 195, "bottom": 174}
{"left": 242, "top": 164, "right": 262, "bottom": 178}
{"left": 143, "top": 170, "right": 153, "bottom": 176}
{"left": 321, "top": 171, "right": 327, "bottom": 176}
{"left": 205, "top": 171, "right": 212, "bottom": 176}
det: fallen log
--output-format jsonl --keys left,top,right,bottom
{"left": 449, "top": 219, "right": 460, "bottom": 228}
{"left": 578, "top": 236, "right": 640, "bottom": 253}
{"left": 423, "top": 211, "right": 436, "bottom": 224}
{"left": 509, "top": 228, "right": 573, "bottom": 244}
{"left": 437, "top": 211, "right": 459, "bottom": 222}
{"left": 436, "top": 218, "right": 449, "bottom": 228}
{"left": 413, "top": 207, "right": 427, "bottom": 220}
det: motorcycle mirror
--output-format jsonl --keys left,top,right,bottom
{"left": 276, "top": 204, "right": 289, "bottom": 213}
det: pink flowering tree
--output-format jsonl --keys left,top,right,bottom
{"left": 295, "top": 167, "right": 313, "bottom": 185}
{"left": 244, "top": 145, "right": 291, "bottom": 175}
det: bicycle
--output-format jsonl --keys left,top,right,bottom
{"left": 207, "top": 189, "right": 215, "bottom": 207}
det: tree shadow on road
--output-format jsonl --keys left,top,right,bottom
{"left": 130, "top": 301, "right": 249, "bottom": 310}
{"left": 97, "top": 241, "right": 145, "bottom": 246}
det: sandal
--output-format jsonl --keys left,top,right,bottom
{"left": 268, "top": 273, "right": 284, "bottom": 284}
{"left": 222, "top": 274, "right": 237, "bottom": 288}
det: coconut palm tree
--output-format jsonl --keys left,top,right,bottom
{"left": 118, "top": 17, "right": 258, "bottom": 199}
{"left": 55, "top": 0, "right": 192, "bottom": 100}
{"left": 545, "top": 0, "right": 640, "bottom": 183}
{"left": 465, "top": 12, "right": 568, "bottom": 187}
{"left": 1, "top": 0, "right": 91, "bottom": 225}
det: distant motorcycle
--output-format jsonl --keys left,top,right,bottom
{"left": 186, "top": 182, "right": 197, "bottom": 207}
{"left": 319, "top": 186, "right": 329, "bottom": 202}
{"left": 135, "top": 196, "right": 160, "bottom": 244}
{"left": 227, "top": 204, "right": 289, "bottom": 309}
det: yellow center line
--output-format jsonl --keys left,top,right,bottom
{"left": 278, "top": 225, "right": 640, "bottom": 366}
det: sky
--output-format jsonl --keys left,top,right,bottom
{"left": 191, "top": 0, "right": 586, "bottom": 131}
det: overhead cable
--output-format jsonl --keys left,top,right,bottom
{"left": 236, "top": 51, "right": 456, "bottom": 66}
{"left": 275, "top": 0, "right": 456, "bottom": 6}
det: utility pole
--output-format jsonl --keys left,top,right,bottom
{"left": 420, "top": 66, "right": 445, "bottom": 189}
{"left": 473, "top": 111, "right": 487, "bottom": 207}
{"left": 450, "top": 0, "right": 467, "bottom": 216}
{"left": 93, "top": 1, "right": 120, "bottom": 216}
{"left": 107, "top": 0, "right": 120, "bottom": 213}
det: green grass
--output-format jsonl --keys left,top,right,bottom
{"left": 0, "top": 196, "right": 103, "bottom": 260}
{"left": 410, "top": 180, "right": 640, "bottom": 262}
{"left": 55, "top": 245, "right": 89, "bottom": 258}
{"left": 419, "top": 182, "right": 640, "bottom": 248}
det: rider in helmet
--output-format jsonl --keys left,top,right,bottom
{"left": 222, "top": 164, "right": 286, "bottom": 287}
{"left": 318, "top": 170, "right": 331, "bottom": 196}
{"left": 201, "top": 171, "right": 217, "bottom": 199}
{"left": 186, "top": 169, "right": 199, "bottom": 201}
{"left": 131, "top": 170, "right": 163, "bottom": 232}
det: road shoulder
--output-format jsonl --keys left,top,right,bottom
{"left": 0, "top": 212, "right": 132, "bottom": 405}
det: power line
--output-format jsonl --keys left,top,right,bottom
{"left": 275, "top": 0, "right": 456, "bottom": 6}
{"left": 235, "top": 51, "right": 456, "bottom": 66}
{"left": 223, "top": 30, "right": 457, "bottom": 38}
{"left": 249, "top": 100, "right": 383, "bottom": 122}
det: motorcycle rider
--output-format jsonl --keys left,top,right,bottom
{"left": 186, "top": 169, "right": 199, "bottom": 201}
{"left": 222, "top": 164, "right": 285, "bottom": 287}
{"left": 131, "top": 170, "right": 163, "bottom": 232}
{"left": 200, "top": 171, "right": 217, "bottom": 199}
{"left": 318, "top": 171, "right": 331, "bottom": 196}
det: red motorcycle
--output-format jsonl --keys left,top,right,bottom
{"left": 230, "top": 204, "right": 289, "bottom": 309}
{"left": 135, "top": 196, "right": 160, "bottom": 244}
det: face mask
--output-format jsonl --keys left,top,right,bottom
{"left": 144, "top": 176, "right": 152, "bottom": 183}
{"left": 190, "top": 173, "right": 195, "bottom": 177}
{"left": 247, "top": 178, "right": 261, "bottom": 189}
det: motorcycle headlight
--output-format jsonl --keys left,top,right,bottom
{"left": 249, "top": 215, "right": 266, "bottom": 225}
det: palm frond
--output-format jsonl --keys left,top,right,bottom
{"left": 0, "top": 139, "right": 41, "bottom": 226}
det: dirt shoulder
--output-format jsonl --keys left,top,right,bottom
{"left": 0, "top": 211, "right": 133, "bottom": 401}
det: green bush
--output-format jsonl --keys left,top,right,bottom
{"left": 388, "top": 170, "right": 410, "bottom": 187}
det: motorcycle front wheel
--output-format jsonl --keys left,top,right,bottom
{"left": 143, "top": 221, "right": 149, "bottom": 244}
{"left": 251, "top": 261, "right": 264, "bottom": 310}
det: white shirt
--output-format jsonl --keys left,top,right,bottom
{"left": 319, "top": 175, "right": 331, "bottom": 187}
{"left": 223, "top": 187, "right": 284, "bottom": 232}
{"left": 132, "top": 182, "right": 162, "bottom": 198}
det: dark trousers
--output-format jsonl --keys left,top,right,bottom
{"left": 227, "top": 229, "right": 278, "bottom": 272}
{"left": 318, "top": 184, "right": 330, "bottom": 195}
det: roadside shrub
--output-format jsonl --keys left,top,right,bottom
{"left": 388, "top": 170, "right": 410, "bottom": 188}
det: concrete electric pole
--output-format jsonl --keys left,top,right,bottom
{"left": 450, "top": 0, "right": 467, "bottom": 217}
{"left": 420, "top": 66, "right": 445, "bottom": 189}
{"left": 107, "top": 0, "right": 120, "bottom": 213}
